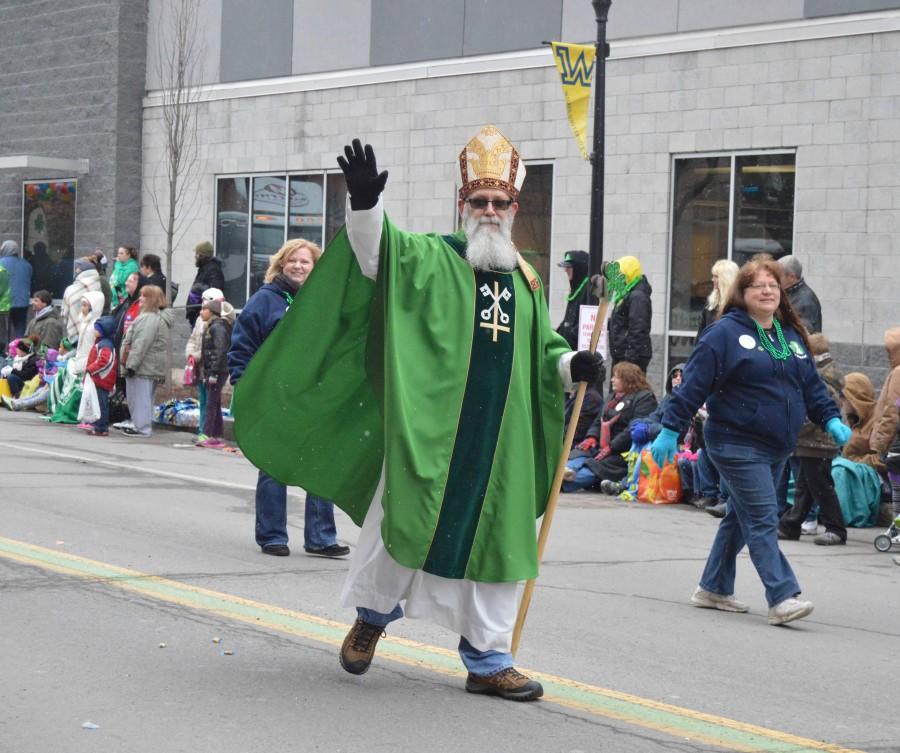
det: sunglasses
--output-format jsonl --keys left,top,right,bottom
{"left": 466, "top": 198, "right": 514, "bottom": 210}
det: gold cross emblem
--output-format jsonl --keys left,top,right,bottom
{"left": 479, "top": 281, "right": 511, "bottom": 343}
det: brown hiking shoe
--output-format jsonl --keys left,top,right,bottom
{"left": 339, "top": 618, "right": 385, "bottom": 675}
{"left": 464, "top": 667, "right": 543, "bottom": 701}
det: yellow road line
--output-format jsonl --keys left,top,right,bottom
{"left": 0, "top": 535, "right": 867, "bottom": 753}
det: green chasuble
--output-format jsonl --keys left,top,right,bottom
{"left": 233, "top": 215, "right": 570, "bottom": 583}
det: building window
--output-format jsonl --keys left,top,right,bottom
{"left": 666, "top": 151, "right": 795, "bottom": 372}
{"left": 513, "top": 163, "right": 554, "bottom": 291}
{"left": 214, "top": 171, "right": 347, "bottom": 307}
{"left": 22, "top": 180, "right": 77, "bottom": 300}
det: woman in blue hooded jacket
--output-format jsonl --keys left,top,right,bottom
{"left": 651, "top": 257, "right": 851, "bottom": 626}
{"left": 227, "top": 239, "right": 350, "bottom": 560}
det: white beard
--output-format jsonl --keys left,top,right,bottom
{"left": 462, "top": 207, "right": 517, "bottom": 272}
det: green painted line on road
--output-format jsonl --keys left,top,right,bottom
{"left": 0, "top": 535, "right": 866, "bottom": 753}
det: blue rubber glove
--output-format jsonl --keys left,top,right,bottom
{"left": 825, "top": 417, "right": 852, "bottom": 447}
{"left": 650, "top": 427, "right": 679, "bottom": 467}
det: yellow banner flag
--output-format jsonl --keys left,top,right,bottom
{"left": 550, "top": 41, "right": 596, "bottom": 161}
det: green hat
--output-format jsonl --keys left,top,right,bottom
{"left": 194, "top": 241, "right": 214, "bottom": 259}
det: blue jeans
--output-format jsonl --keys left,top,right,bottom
{"left": 255, "top": 470, "right": 338, "bottom": 550}
{"left": 700, "top": 440, "right": 801, "bottom": 608}
{"left": 562, "top": 455, "right": 598, "bottom": 492}
{"left": 93, "top": 387, "right": 109, "bottom": 432}
{"left": 197, "top": 382, "right": 207, "bottom": 435}
{"left": 686, "top": 448, "right": 729, "bottom": 503}
{"left": 775, "top": 456, "right": 802, "bottom": 517}
{"left": 357, "top": 606, "right": 512, "bottom": 677}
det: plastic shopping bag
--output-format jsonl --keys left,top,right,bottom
{"left": 78, "top": 373, "right": 101, "bottom": 424}
{"left": 183, "top": 356, "right": 198, "bottom": 387}
{"left": 637, "top": 449, "right": 683, "bottom": 504}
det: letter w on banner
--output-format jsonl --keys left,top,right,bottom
{"left": 550, "top": 42, "right": 596, "bottom": 161}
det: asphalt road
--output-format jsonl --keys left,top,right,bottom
{"left": 1, "top": 411, "right": 897, "bottom": 753}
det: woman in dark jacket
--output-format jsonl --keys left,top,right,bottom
{"left": 562, "top": 361, "right": 658, "bottom": 492}
{"left": 651, "top": 257, "right": 851, "bottom": 626}
{"left": 227, "top": 239, "right": 349, "bottom": 559}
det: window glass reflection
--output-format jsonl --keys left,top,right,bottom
{"left": 325, "top": 173, "right": 347, "bottom": 247}
{"left": 669, "top": 157, "right": 730, "bottom": 332}
{"left": 23, "top": 180, "right": 77, "bottom": 300}
{"left": 511, "top": 163, "right": 553, "bottom": 292}
{"left": 287, "top": 175, "right": 325, "bottom": 246}
{"left": 217, "top": 177, "right": 250, "bottom": 308}
{"left": 250, "top": 176, "right": 287, "bottom": 297}
{"left": 216, "top": 172, "right": 348, "bottom": 305}
{"left": 733, "top": 154, "right": 795, "bottom": 265}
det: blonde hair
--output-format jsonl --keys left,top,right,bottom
{"left": 707, "top": 259, "right": 739, "bottom": 314}
{"left": 139, "top": 284, "right": 168, "bottom": 312}
{"left": 264, "top": 239, "right": 322, "bottom": 283}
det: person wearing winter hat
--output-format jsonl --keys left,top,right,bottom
{"left": 0, "top": 239, "right": 32, "bottom": 341}
{"left": 197, "top": 297, "right": 235, "bottom": 448}
{"left": 109, "top": 247, "right": 139, "bottom": 310}
{"left": 61, "top": 257, "right": 102, "bottom": 343}
{"left": 606, "top": 254, "right": 653, "bottom": 373}
{"left": 83, "top": 316, "right": 118, "bottom": 436}
{"left": 1, "top": 337, "right": 39, "bottom": 397}
{"left": 556, "top": 250, "right": 598, "bottom": 351}
{"left": 24, "top": 290, "right": 63, "bottom": 352}
{"left": 185, "top": 287, "right": 228, "bottom": 441}
{"left": 185, "top": 241, "right": 225, "bottom": 327}
{"left": 48, "top": 290, "right": 105, "bottom": 423}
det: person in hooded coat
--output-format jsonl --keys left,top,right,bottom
{"left": 606, "top": 255, "right": 652, "bottom": 372}
{"left": 48, "top": 290, "right": 105, "bottom": 423}
{"left": 555, "top": 250, "right": 598, "bottom": 350}
{"left": 61, "top": 258, "right": 102, "bottom": 344}
{"left": 84, "top": 316, "right": 118, "bottom": 436}
{"left": 185, "top": 242, "right": 225, "bottom": 327}
{"left": 833, "top": 372, "right": 885, "bottom": 527}
{"left": 228, "top": 238, "right": 350, "bottom": 559}
{"left": 0, "top": 240, "right": 32, "bottom": 340}
{"left": 196, "top": 297, "right": 235, "bottom": 448}
{"left": 870, "top": 327, "right": 900, "bottom": 460}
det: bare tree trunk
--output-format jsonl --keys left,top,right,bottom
{"left": 146, "top": 0, "right": 204, "bottom": 393}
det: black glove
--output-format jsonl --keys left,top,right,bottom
{"left": 126, "top": 368, "right": 135, "bottom": 378}
{"left": 337, "top": 138, "right": 388, "bottom": 210}
{"left": 570, "top": 351, "right": 604, "bottom": 384}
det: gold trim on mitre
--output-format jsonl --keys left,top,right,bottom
{"left": 458, "top": 125, "right": 526, "bottom": 201}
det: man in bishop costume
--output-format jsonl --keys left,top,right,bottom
{"left": 233, "top": 126, "right": 602, "bottom": 701}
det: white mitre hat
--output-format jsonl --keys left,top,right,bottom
{"left": 458, "top": 124, "right": 526, "bottom": 201}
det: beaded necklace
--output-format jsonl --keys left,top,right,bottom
{"left": 753, "top": 318, "right": 790, "bottom": 360}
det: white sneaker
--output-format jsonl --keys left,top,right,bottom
{"left": 690, "top": 586, "right": 749, "bottom": 613}
{"left": 768, "top": 597, "right": 814, "bottom": 626}
{"left": 112, "top": 420, "right": 134, "bottom": 431}
{"left": 801, "top": 519, "right": 818, "bottom": 535}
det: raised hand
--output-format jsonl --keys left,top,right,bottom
{"left": 337, "top": 138, "right": 389, "bottom": 211}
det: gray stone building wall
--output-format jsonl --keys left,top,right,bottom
{"left": 141, "top": 26, "right": 900, "bottom": 391}
{"left": 0, "top": 0, "right": 147, "bottom": 256}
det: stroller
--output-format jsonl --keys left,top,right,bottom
{"left": 873, "top": 515, "right": 900, "bottom": 552}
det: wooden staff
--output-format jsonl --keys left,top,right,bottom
{"left": 511, "top": 276, "right": 610, "bottom": 657}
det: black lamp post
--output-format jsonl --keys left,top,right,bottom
{"left": 588, "top": 0, "right": 612, "bottom": 279}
